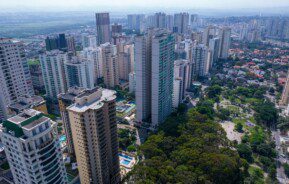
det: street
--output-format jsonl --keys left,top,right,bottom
{"left": 273, "top": 130, "right": 289, "bottom": 184}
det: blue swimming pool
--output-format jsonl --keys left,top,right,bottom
{"left": 119, "top": 154, "right": 133, "bottom": 160}
{"left": 121, "top": 159, "right": 131, "bottom": 166}
{"left": 59, "top": 135, "right": 66, "bottom": 142}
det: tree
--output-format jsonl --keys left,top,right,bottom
{"left": 237, "top": 143, "right": 253, "bottom": 163}
{"left": 127, "top": 145, "right": 136, "bottom": 152}
{"left": 235, "top": 122, "right": 243, "bottom": 133}
{"left": 253, "top": 101, "right": 278, "bottom": 128}
{"left": 126, "top": 109, "right": 248, "bottom": 183}
{"left": 217, "top": 108, "right": 231, "bottom": 121}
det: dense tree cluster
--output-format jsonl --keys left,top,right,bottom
{"left": 118, "top": 128, "right": 136, "bottom": 151}
{"left": 125, "top": 109, "right": 248, "bottom": 183}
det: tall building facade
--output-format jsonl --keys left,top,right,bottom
{"left": 127, "top": 14, "right": 145, "bottom": 32}
{"left": 28, "top": 60, "right": 45, "bottom": 94}
{"left": 218, "top": 27, "right": 231, "bottom": 59}
{"left": 154, "top": 13, "right": 166, "bottom": 28}
{"left": 66, "top": 36, "right": 76, "bottom": 55}
{"left": 81, "top": 47, "right": 103, "bottom": 80}
{"left": 58, "top": 87, "right": 85, "bottom": 155}
{"left": 151, "top": 32, "right": 175, "bottom": 126}
{"left": 174, "top": 12, "right": 189, "bottom": 34}
{"left": 39, "top": 50, "right": 68, "bottom": 101}
{"left": 0, "top": 38, "right": 34, "bottom": 120}
{"left": 67, "top": 87, "right": 120, "bottom": 184}
{"left": 191, "top": 44, "right": 210, "bottom": 78}
{"left": 95, "top": 13, "right": 111, "bottom": 45}
{"left": 101, "top": 43, "right": 119, "bottom": 88}
{"left": 135, "top": 32, "right": 153, "bottom": 124}
{"left": 0, "top": 109, "right": 67, "bottom": 184}
{"left": 135, "top": 29, "right": 175, "bottom": 128}
{"left": 209, "top": 37, "right": 220, "bottom": 64}
{"left": 64, "top": 57, "right": 95, "bottom": 89}
{"left": 117, "top": 43, "right": 134, "bottom": 81}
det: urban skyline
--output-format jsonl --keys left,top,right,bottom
{"left": 0, "top": 3, "right": 289, "bottom": 184}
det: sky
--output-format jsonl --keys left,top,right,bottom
{"left": 1, "top": 0, "right": 289, "bottom": 11}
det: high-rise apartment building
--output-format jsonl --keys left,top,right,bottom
{"left": 154, "top": 13, "right": 166, "bottom": 29}
{"left": 58, "top": 87, "right": 85, "bottom": 155}
{"left": 173, "top": 60, "right": 192, "bottom": 108}
{"left": 82, "top": 34, "right": 98, "bottom": 49}
{"left": 135, "top": 29, "right": 175, "bottom": 128}
{"left": 95, "top": 13, "right": 111, "bottom": 45}
{"left": 191, "top": 44, "right": 210, "bottom": 78}
{"left": 151, "top": 32, "right": 175, "bottom": 126}
{"left": 166, "top": 15, "right": 174, "bottom": 31}
{"left": 129, "top": 72, "right": 136, "bottom": 93}
{"left": 28, "top": 60, "right": 45, "bottom": 94}
{"left": 45, "top": 34, "right": 67, "bottom": 51}
{"left": 218, "top": 27, "right": 231, "bottom": 59}
{"left": 190, "top": 14, "right": 198, "bottom": 30}
{"left": 67, "top": 87, "right": 120, "bottom": 184}
{"left": 64, "top": 57, "right": 95, "bottom": 89}
{"left": 0, "top": 109, "right": 67, "bottom": 184}
{"left": 81, "top": 47, "right": 103, "bottom": 80}
{"left": 174, "top": 12, "right": 190, "bottom": 34}
{"left": 111, "top": 23, "right": 122, "bottom": 36}
{"left": 209, "top": 37, "right": 220, "bottom": 64}
{"left": 117, "top": 43, "right": 134, "bottom": 81}
{"left": 66, "top": 36, "right": 76, "bottom": 55}
{"left": 280, "top": 70, "right": 289, "bottom": 106}
{"left": 101, "top": 43, "right": 119, "bottom": 88}
{"left": 39, "top": 50, "right": 68, "bottom": 101}
{"left": 127, "top": 14, "right": 145, "bottom": 32}
{"left": 202, "top": 26, "right": 219, "bottom": 46}
{"left": 0, "top": 38, "right": 34, "bottom": 120}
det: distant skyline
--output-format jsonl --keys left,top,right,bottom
{"left": 1, "top": 0, "right": 289, "bottom": 12}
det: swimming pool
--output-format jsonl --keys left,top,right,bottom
{"left": 121, "top": 159, "right": 131, "bottom": 166}
{"left": 59, "top": 135, "right": 66, "bottom": 142}
{"left": 119, "top": 153, "right": 133, "bottom": 160}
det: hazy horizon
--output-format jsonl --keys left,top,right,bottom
{"left": 1, "top": 0, "right": 289, "bottom": 13}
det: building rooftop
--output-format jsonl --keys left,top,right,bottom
{"left": 67, "top": 87, "right": 116, "bottom": 113}
{"left": 9, "top": 95, "right": 45, "bottom": 113}
{"left": 58, "top": 86, "right": 86, "bottom": 102}
{"left": 2, "top": 109, "right": 49, "bottom": 137}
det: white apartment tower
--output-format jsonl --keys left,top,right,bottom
{"left": 81, "top": 47, "right": 103, "bottom": 80}
{"left": 39, "top": 50, "right": 68, "bottom": 101}
{"left": 64, "top": 57, "right": 94, "bottom": 89}
{"left": 0, "top": 38, "right": 34, "bottom": 120}
{"left": 0, "top": 109, "right": 67, "bottom": 184}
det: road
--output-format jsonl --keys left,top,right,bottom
{"left": 273, "top": 130, "right": 289, "bottom": 183}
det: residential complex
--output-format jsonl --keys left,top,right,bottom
{"left": 101, "top": 43, "right": 119, "bottom": 88}
{"left": 39, "top": 50, "right": 68, "bottom": 101}
{"left": 67, "top": 87, "right": 120, "bottom": 184}
{"left": 135, "top": 29, "right": 175, "bottom": 128}
{"left": 0, "top": 109, "right": 67, "bottom": 184}
{"left": 0, "top": 38, "right": 34, "bottom": 120}
{"left": 64, "top": 57, "right": 95, "bottom": 89}
{"left": 58, "top": 87, "right": 85, "bottom": 155}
